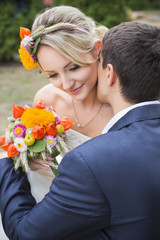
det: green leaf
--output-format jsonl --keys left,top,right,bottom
{"left": 50, "top": 166, "right": 59, "bottom": 176}
{"left": 28, "top": 138, "right": 46, "bottom": 153}
{"left": 51, "top": 147, "right": 60, "bottom": 157}
{"left": 32, "top": 37, "right": 40, "bottom": 55}
{"left": 52, "top": 157, "right": 59, "bottom": 166}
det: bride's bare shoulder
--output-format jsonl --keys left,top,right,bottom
{"left": 33, "top": 84, "right": 71, "bottom": 111}
{"left": 33, "top": 84, "right": 56, "bottom": 104}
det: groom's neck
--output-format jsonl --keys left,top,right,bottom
{"left": 109, "top": 91, "right": 134, "bottom": 116}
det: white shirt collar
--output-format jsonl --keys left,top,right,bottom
{"left": 102, "top": 101, "right": 159, "bottom": 134}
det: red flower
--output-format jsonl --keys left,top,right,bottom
{"left": 1, "top": 141, "right": 11, "bottom": 151}
{"left": 12, "top": 104, "right": 25, "bottom": 119}
{"left": 60, "top": 117, "right": 73, "bottom": 130}
{"left": 46, "top": 123, "right": 57, "bottom": 136}
{"left": 32, "top": 126, "right": 45, "bottom": 139}
{"left": 7, "top": 144, "right": 20, "bottom": 158}
{"left": 0, "top": 135, "right": 6, "bottom": 146}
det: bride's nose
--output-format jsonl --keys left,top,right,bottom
{"left": 61, "top": 74, "right": 74, "bottom": 90}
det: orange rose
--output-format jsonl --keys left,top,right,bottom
{"left": 7, "top": 143, "right": 20, "bottom": 158}
{"left": 46, "top": 123, "right": 57, "bottom": 136}
{"left": 60, "top": 117, "right": 74, "bottom": 130}
{"left": 12, "top": 104, "right": 25, "bottom": 119}
{"left": 31, "top": 126, "right": 45, "bottom": 139}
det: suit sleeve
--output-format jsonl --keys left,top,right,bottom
{"left": 0, "top": 150, "right": 110, "bottom": 240}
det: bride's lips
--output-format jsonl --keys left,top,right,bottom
{"left": 68, "top": 84, "right": 84, "bottom": 94}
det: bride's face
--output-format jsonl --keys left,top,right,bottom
{"left": 37, "top": 45, "right": 98, "bottom": 101}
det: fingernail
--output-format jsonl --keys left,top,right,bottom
{"left": 48, "top": 162, "right": 54, "bottom": 166}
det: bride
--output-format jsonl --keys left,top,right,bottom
{"left": 0, "top": 5, "right": 113, "bottom": 239}
{"left": 27, "top": 5, "right": 113, "bottom": 201}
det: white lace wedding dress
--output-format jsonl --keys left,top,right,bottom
{"left": 0, "top": 129, "right": 90, "bottom": 239}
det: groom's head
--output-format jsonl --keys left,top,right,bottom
{"left": 97, "top": 22, "right": 160, "bottom": 105}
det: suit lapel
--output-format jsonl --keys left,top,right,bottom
{"left": 108, "top": 104, "right": 160, "bottom": 132}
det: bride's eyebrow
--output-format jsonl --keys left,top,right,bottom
{"left": 44, "top": 62, "right": 73, "bottom": 73}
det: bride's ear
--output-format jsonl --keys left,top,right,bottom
{"left": 94, "top": 40, "right": 102, "bottom": 58}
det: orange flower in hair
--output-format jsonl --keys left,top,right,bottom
{"left": 20, "top": 27, "right": 31, "bottom": 40}
{"left": 19, "top": 45, "right": 38, "bottom": 70}
{"left": 18, "top": 26, "right": 39, "bottom": 70}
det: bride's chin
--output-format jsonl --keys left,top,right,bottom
{"left": 71, "top": 95, "right": 87, "bottom": 102}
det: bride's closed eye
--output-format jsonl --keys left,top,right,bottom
{"left": 48, "top": 65, "right": 80, "bottom": 79}
{"left": 48, "top": 73, "right": 58, "bottom": 79}
{"left": 69, "top": 65, "right": 80, "bottom": 71}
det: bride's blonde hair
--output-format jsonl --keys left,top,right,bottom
{"left": 31, "top": 6, "right": 108, "bottom": 66}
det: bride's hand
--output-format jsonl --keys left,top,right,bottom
{"left": 29, "top": 157, "right": 54, "bottom": 171}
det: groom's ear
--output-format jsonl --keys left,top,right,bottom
{"left": 106, "top": 64, "right": 116, "bottom": 86}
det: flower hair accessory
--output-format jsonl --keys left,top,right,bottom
{"left": 18, "top": 27, "right": 39, "bottom": 70}
{"left": 18, "top": 24, "right": 91, "bottom": 71}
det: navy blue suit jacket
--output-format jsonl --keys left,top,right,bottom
{"left": 1, "top": 104, "right": 160, "bottom": 240}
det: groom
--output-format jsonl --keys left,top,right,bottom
{"left": 1, "top": 21, "right": 160, "bottom": 240}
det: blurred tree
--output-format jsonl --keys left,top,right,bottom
{"left": 149, "top": 0, "right": 160, "bottom": 8}
{"left": 124, "top": 0, "right": 160, "bottom": 10}
{"left": 0, "top": 0, "right": 44, "bottom": 61}
{"left": 0, "top": 0, "right": 129, "bottom": 61}
{"left": 124, "top": 0, "right": 149, "bottom": 10}
{"left": 55, "top": 0, "right": 129, "bottom": 28}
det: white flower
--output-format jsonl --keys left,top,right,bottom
{"left": 14, "top": 138, "right": 27, "bottom": 152}
{"left": 21, "top": 36, "right": 34, "bottom": 48}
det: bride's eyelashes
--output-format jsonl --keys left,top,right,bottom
{"left": 48, "top": 73, "right": 58, "bottom": 79}
{"left": 69, "top": 65, "right": 80, "bottom": 71}
{"left": 48, "top": 65, "right": 80, "bottom": 79}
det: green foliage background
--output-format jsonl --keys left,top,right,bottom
{"left": 125, "top": 0, "right": 160, "bottom": 10}
{"left": 0, "top": 0, "right": 159, "bottom": 61}
{"left": 55, "top": 0, "right": 128, "bottom": 28}
{"left": 0, "top": 0, "right": 44, "bottom": 61}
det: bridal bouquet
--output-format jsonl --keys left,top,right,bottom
{"left": 0, "top": 100, "right": 73, "bottom": 175}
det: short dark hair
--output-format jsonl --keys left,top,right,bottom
{"left": 102, "top": 22, "right": 160, "bottom": 103}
